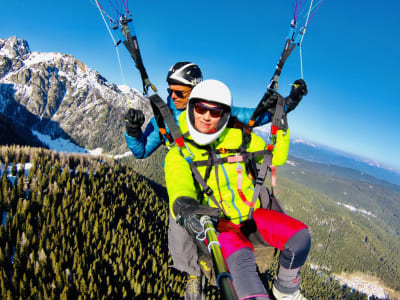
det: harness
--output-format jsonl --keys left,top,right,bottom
{"left": 148, "top": 94, "right": 195, "bottom": 162}
{"left": 182, "top": 128, "right": 285, "bottom": 221}
{"left": 147, "top": 87, "right": 287, "bottom": 221}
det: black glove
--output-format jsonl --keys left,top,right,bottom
{"left": 260, "top": 91, "right": 278, "bottom": 114}
{"left": 266, "top": 94, "right": 279, "bottom": 116}
{"left": 125, "top": 108, "right": 145, "bottom": 139}
{"left": 286, "top": 79, "right": 308, "bottom": 113}
{"left": 173, "top": 197, "right": 221, "bottom": 238}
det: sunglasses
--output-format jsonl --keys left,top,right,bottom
{"left": 167, "top": 88, "right": 190, "bottom": 99}
{"left": 194, "top": 102, "right": 224, "bottom": 118}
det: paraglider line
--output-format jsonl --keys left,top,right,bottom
{"left": 92, "top": 0, "right": 118, "bottom": 25}
{"left": 294, "top": 0, "right": 304, "bottom": 21}
{"left": 299, "top": 44, "right": 304, "bottom": 79}
{"left": 305, "top": 0, "right": 324, "bottom": 27}
{"left": 95, "top": 0, "right": 126, "bottom": 85}
{"left": 121, "top": 0, "right": 129, "bottom": 13}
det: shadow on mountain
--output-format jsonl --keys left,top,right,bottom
{"left": 0, "top": 83, "right": 83, "bottom": 149}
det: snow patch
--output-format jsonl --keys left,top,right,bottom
{"left": 113, "top": 151, "right": 132, "bottom": 159}
{"left": 118, "top": 85, "right": 132, "bottom": 94}
{"left": 333, "top": 273, "right": 387, "bottom": 299}
{"left": 363, "top": 159, "right": 380, "bottom": 168}
{"left": 310, "top": 264, "right": 388, "bottom": 299}
{"left": 286, "top": 160, "right": 297, "bottom": 167}
{"left": 336, "top": 202, "right": 376, "bottom": 218}
{"left": 32, "top": 130, "right": 88, "bottom": 154}
{"left": 292, "top": 139, "right": 316, "bottom": 147}
{"left": 88, "top": 148, "right": 103, "bottom": 156}
{"left": 23, "top": 51, "right": 63, "bottom": 68}
{"left": 31, "top": 130, "right": 132, "bottom": 160}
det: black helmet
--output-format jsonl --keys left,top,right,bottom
{"left": 166, "top": 62, "right": 203, "bottom": 87}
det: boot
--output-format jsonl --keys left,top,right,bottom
{"left": 185, "top": 275, "right": 202, "bottom": 300}
{"left": 272, "top": 284, "right": 307, "bottom": 300}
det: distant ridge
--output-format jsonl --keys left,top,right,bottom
{"left": 290, "top": 138, "right": 400, "bottom": 186}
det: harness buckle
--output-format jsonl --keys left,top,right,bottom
{"left": 205, "top": 187, "right": 214, "bottom": 196}
{"left": 255, "top": 176, "right": 265, "bottom": 185}
{"left": 179, "top": 141, "right": 194, "bottom": 162}
{"left": 227, "top": 155, "right": 243, "bottom": 163}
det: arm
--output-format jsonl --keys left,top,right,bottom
{"left": 125, "top": 95, "right": 181, "bottom": 159}
{"left": 165, "top": 147, "right": 220, "bottom": 225}
{"left": 231, "top": 79, "right": 308, "bottom": 127}
{"left": 164, "top": 147, "right": 198, "bottom": 219}
{"left": 125, "top": 117, "right": 163, "bottom": 159}
{"left": 231, "top": 106, "right": 272, "bottom": 127}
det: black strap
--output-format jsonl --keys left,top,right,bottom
{"left": 189, "top": 162, "right": 222, "bottom": 211}
{"left": 119, "top": 16, "right": 155, "bottom": 95}
{"left": 149, "top": 94, "right": 186, "bottom": 148}
{"left": 248, "top": 37, "right": 296, "bottom": 127}
{"left": 248, "top": 152, "right": 272, "bottom": 219}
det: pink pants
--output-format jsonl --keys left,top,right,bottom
{"left": 217, "top": 209, "right": 308, "bottom": 259}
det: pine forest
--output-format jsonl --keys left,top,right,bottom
{"left": 0, "top": 145, "right": 398, "bottom": 299}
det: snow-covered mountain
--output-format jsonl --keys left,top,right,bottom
{"left": 0, "top": 36, "right": 153, "bottom": 154}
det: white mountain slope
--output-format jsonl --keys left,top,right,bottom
{"left": 0, "top": 36, "right": 153, "bottom": 154}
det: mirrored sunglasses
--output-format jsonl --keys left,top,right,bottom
{"left": 194, "top": 102, "right": 224, "bottom": 118}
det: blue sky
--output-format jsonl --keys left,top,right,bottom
{"left": 1, "top": 0, "right": 400, "bottom": 172}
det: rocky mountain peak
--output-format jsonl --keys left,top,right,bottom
{"left": 0, "top": 36, "right": 31, "bottom": 59}
{"left": 0, "top": 36, "right": 153, "bottom": 154}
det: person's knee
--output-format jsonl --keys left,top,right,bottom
{"left": 218, "top": 230, "right": 253, "bottom": 259}
{"left": 279, "top": 228, "right": 311, "bottom": 269}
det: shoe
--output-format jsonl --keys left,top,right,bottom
{"left": 272, "top": 284, "right": 307, "bottom": 300}
{"left": 185, "top": 275, "right": 202, "bottom": 300}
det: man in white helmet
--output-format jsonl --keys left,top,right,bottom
{"left": 165, "top": 79, "right": 311, "bottom": 300}
{"left": 124, "top": 62, "right": 307, "bottom": 159}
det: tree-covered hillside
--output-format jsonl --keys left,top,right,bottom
{"left": 275, "top": 176, "right": 400, "bottom": 293}
{"left": 0, "top": 146, "right": 187, "bottom": 299}
{"left": 0, "top": 145, "right": 395, "bottom": 299}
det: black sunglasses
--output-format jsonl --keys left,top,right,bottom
{"left": 194, "top": 102, "right": 224, "bottom": 118}
{"left": 167, "top": 88, "right": 190, "bottom": 99}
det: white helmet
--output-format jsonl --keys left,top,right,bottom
{"left": 187, "top": 79, "right": 232, "bottom": 145}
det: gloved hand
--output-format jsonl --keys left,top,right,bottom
{"left": 173, "top": 196, "right": 221, "bottom": 238}
{"left": 260, "top": 91, "right": 278, "bottom": 113}
{"left": 266, "top": 94, "right": 279, "bottom": 116}
{"left": 125, "top": 108, "right": 145, "bottom": 139}
{"left": 286, "top": 79, "right": 308, "bottom": 113}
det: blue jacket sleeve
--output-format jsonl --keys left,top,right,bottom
{"left": 231, "top": 106, "right": 272, "bottom": 126}
{"left": 125, "top": 95, "right": 181, "bottom": 159}
{"left": 125, "top": 116, "right": 162, "bottom": 159}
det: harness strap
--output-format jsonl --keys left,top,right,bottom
{"left": 189, "top": 162, "right": 225, "bottom": 214}
{"left": 212, "top": 148, "right": 231, "bottom": 215}
{"left": 248, "top": 152, "right": 272, "bottom": 218}
{"left": 191, "top": 150, "right": 270, "bottom": 167}
{"left": 149, "top": 94, "right": 186, "bottom": 148}
{"left": 269, "top": 165, "right": 277, "bottom": 195}
{"left": 236, "top": 160, "right": 256, "bottom": 208}
{"left": 181, "top": 130, "right": 278, "bottom": 221}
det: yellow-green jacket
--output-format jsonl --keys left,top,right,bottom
{"left": 165, "top": 111, "right": 289, "bottom": 225}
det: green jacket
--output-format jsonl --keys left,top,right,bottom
{"left": 165, "top": 111, "right": 288, "bottom": 225}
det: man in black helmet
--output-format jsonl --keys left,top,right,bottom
{"left": 124, "top": 61, "right": 308, "bottom": 159}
